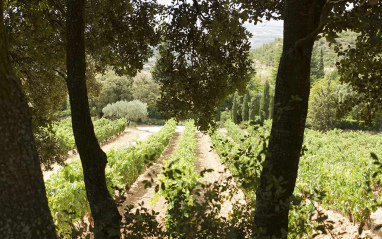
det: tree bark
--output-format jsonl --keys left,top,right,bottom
{"left": 0, "top": 2, "right": 57, "bottom": 238}
{"left": 66, "top": 0, "right": 121, "bottom": 238}
{"left": 254, "top": 0, "right": 326, "bottom": 238}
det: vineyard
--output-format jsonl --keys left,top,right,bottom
{"left": 53, "top": 118, "right": 127, "bottom": 152}
{"left": 45, "top": 119, "right": 176, "bottom": 236}
{"left": 39, "top": 117, "right": 382, "bottom": 238}
{"left": 210, "top": 120, "right": 382, "bottom": 238}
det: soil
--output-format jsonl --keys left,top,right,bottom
{"left": 194, "top": 132, "right": 246, "bottom": 218}
{"left": 314, "top": 206, "right": 380, "bottom": 239}
{"left": 43, "top": 127, "right": 152, "bottom": 180}
{"left": 120, "top": 130, "right": 183, "bottom": 224}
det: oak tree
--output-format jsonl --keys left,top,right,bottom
{"left": 0, "top": 1, "right": 56, "bottom": 237}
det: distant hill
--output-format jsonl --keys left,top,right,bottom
{"left": 144, "top": 23, "right": 356, "bottom": 71}
{"left": 244, "top": 21, "right": 283, "bottom": 49}
{"left": 251, "top": 31, "right": 358, "bottom": 69}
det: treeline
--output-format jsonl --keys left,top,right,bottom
{"left": 219, "top": 30, "right": 381, "bottom": 132}
{"left": 221, "top": 81, "right": 273, "bottom": 126}
{"left": 251, "top": 31, "right": 358, "bottom": 69}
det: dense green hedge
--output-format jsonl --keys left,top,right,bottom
{"left": 45, "top": 119, "right": 177, "bottom": 236}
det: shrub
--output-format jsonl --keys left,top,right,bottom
{"left": 102, "top": 100, "right": 148, "bottom": 121}
{"left": 308, "top": 78, "right": 338, "bottom": 131}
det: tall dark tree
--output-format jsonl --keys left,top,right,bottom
{"left": 259, "top": 80, "right": 270, "bottom": 122}
{"left": 0, "top": 1, "right": 56, "bottom": 237}
{"left": 249, "top": 93, "right": 262, "bottom": 121}
{"left": 269, "top": 91, "right": 274, "bottom": 120}
{"left": 250, "top": 1, "right": 328, "bottom": 237}
{"left": 65, "top": 0, "right": 120, "bottom": 237}
{"left": 231, "top": 93, "right": 240, "bottom": 124}
{"left": 318, "top": 48, "right": 325, "bottom": 79}
{"left": 235, "top": 0, "right": 382, "bottom": 237}
{"left": 4, "top": 0, "right": 160, "bottom": 168}
{"left": 310, "top": 45, "right": 325, "bottom": 82}
{"left": 242, "top": 91, "right": 250, "bottom": 121}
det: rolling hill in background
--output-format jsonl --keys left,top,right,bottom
{"left": 244, "top": 21, "right": 283, "bottom": 49}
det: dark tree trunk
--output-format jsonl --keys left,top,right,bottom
{"left": 0, "top": 2, "right": 57, "bottom": 238}
{"left": 66, "top": 1, "right": 121, "bottom": 238}
{"left": 254, "top": 0, "right": 326, "bottom": 238}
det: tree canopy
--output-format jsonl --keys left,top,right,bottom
{"left": 153, "top": 0, "right": 254, "bottom": 130}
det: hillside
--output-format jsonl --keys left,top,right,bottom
{"left": 251, "top": 31, "right": 358, "bottom": 69}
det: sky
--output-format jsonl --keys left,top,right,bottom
{"left": 157, "top": 0, "right": 284, "bottom": 49}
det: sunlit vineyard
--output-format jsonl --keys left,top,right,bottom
{"left": 45, "top": 119, "right": 176, "bottom": 236}
{"left": 53, "top": 118, "right": 127, "bottom": 151}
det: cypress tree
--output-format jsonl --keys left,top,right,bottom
{"left": 242, "top": 91, "right": 250, "bottom": 121}
{"left": 269, "top": 92, "right": 274, "bottom": 120}
{"left": 310, "top": 46, "right": 325, "bottom": 83}
{"left": 260, "top": 81, "right": 270, "bottom": 122}
{"left": 318, "top": 49, "right": 325, "bottom": 79}
{"left": 215, "top": 109, "right": 221, "bottom": 121}
{"left": 249, "top": 93, "right": 261, "bottom": 122}
{"left": 231, "top": 93, "right": 239, "bottom": 124}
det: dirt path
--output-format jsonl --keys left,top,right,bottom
{"left": 314, "top": 206, "right": 379, "bottom": 239}
{"left": 120, "top": 130, "right": 183, "bottom": 224}
{"left": 43, "top": 128, "right": 152, "bottom": 180}
{"left": 194, "top": 132, "right": 246, "bottom": 218}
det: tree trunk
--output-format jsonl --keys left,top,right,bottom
{"left": 254, "top": 0, "right": 325, "bottom": 238}
{"left": 66, "top": 1, "right": 121, "bottom": 238}
{"left": 0, "top": 2, "right": 57, "bottom": 238}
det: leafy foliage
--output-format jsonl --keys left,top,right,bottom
{"left": 157, "top": 120, "right": 200, "bottom": 237}
{"left": 158, "top": 120, "right": 256, "bottom": 238}
{"left": 298, "top": 129, "right": 382, "bottom": 225}
{"left": 131, "top": 71, "right": 161, "bottom": 115}
{"left": 153, "top": 0, "right": 253, "bottom": 130}
{"left": 308, "top": 78, "right": 339, "bottom": 131}
{"left": 89, "top": 70, "right": 134, "bottom": 117}
{"left": 45, "top": 119, "right": 176, "bottom": 236}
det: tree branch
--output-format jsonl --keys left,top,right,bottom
{"left": 52, "top": 68, "right": 67, "bottom": 82}
{"left": 295, "top": 0, "right": 348, "bottom": 48}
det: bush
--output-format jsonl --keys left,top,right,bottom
{"left": 334, "top": 119, "right": 378, "bottom": 131}
{"left": 220, "top": 110, "right": 231, "bottom": 123}
{"left": 308, "top": 78, "right": 338, "bottom": 131}
{"left": 102, "top": 100, "right": 148, "bottom": 121}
